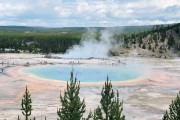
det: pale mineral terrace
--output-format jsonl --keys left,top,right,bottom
{"left": 0, "top": 53, "right": 180, "bottom": 120}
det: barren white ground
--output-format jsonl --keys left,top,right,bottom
{"left": 0, "top": 53, "right": 180, "bottom": 120}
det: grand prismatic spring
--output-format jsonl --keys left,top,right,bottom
{"left": 0, "top": 0, "right": 180, "bottom": 119}
{"left": 23, "top": 64, "right": 144, "bottom": 82}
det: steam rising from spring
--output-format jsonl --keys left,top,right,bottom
{"left": 64, "top": 29, "right": 113, "bottom": 58}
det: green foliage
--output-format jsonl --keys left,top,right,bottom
{"left": 148, "top": 44, "right": 152, "bottom": 51}
{"left": 11, "top": 74, "right": 127, "bottom": 120}
{"left": 93, "top": 107, "right": 103, "bottom": 120}
{"left": 0, "top": 25, "right": 153, "bottom": 54}
{"left": 100, "top": 77, "right": 115, "bottom": 119}
{"left": 153, "top": 34, "right": 157, "bottom": 41}
{"left": 21, "top": 86, "right": 33, "bottom": 120}
{"left": 138, "top": 36, "right": 143, "bottom": 45}
{"left": 142, "top": 44, "right": 146, "bottom": 49}
{"left": 159, "top": 46, "right": 163, "bottom": 54}
{"left": 57, "top": 72, "right": 86, "bottom": 120}
{"left": 160, "top": 31, "right": 166, "bottom": 42}
{"left": 123, "top": 35, "right": 129, "bottom": 48}
{"left": 86, "top": 111, "right": 93, "bottom": 120}
{"left": 175, "top": 26, "right": 179, "bottom": 34}
{"left": 168, "top": 34, "right": 175, "bottom": 48}
{"left": 162, "top": 111, "right": 169, "bottom": 120}
{"left": 155, "top": 42, "right": 158, "bottom": 49}
{"left": 0, "top": 23, "right": 179, "bottom": 55}
{"left": 109, "top": 91, "right": 125, "bottom": 120}
{"left": 0, "top": 32, "right": 82, "bottom": 53}
{"left": 94, "top": 77, "right": 125, "bottom": 120}
{"left": 163, "top": 92, "right": 180, "bottom": 120}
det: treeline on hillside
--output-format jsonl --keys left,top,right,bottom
{"left": 0, "top": 28, "right": 102, "bottom": 54}
{"left": 111, "top": 23, "right": 180, "bottom": 57}
{"left": 0, "top": 33, "right": 82, "bottom": 53}
{"left": 0, "top": 23, "right": 179, "bottom": 55}
{"left": 7, "top": 72, "right": 180, "bottom": 120}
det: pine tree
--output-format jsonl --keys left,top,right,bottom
{"left": 21, "top": 86, "right": 33, "bottom": 120}
{"left": 138, "top": 36, "right": 143, "bottom": 45}
{"left": 160, "top": 31, "right": 166, "bottom": 42}
{"left": 109, "top": 91, "right": 125, "bottom": 120}
{"left": 86, "top": 110, "right": 93, "bottom": 120}
{"left": 142, "top": 44, "right": 146, "bottom": 49}
{"left": 175, "top": 26, "right": 179, "bottom": 34}
{"left": 168, "top": 34, "right": 174, "bottom": 49}
{"left": 159, "top": 46, "right": 163, "bottom": 54}
{"left": 163, "top": 91, "right": 180, "bottom": 120}
{"left": 148, "top": 44, "right": 152, "bottom": 51}
{"left": 100, "top": 77, "right": 115, "bottom": 120}
{"left": 57, "top": 71, "right": 86, "bottom": 120}
{"left": 93, "top": 106, "right": 103, "bottom": 120}
{"left": 17, "top": 115, "right": 20, "bottom": 120}
{"left": 94, "top": 77, "right": 125, "bottom": 120}
{"left": 162, "top": 111, "right": 169, "bottom": 120}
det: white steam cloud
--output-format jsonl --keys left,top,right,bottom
{"left": 64, "top": 29, "right": 114, "bottom": 58}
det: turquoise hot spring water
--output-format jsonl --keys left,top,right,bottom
{"left": 23, "top": 64, "right": 144, "bottom": 82}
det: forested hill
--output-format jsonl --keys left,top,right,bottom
{"left": 0, "top": 27, "right": 83, "bottom": 53}
{"left": 0, "top": 25, "right": 153, "bottom": 54}
{"left": 0, "top": 24, "right": 179, "bottom": 58}
{"left": 110, "top": 23, "right": 180, "bottom": 58}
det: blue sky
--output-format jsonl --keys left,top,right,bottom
{"left": 0, "top": 0, "right": 180, "bottom": 27}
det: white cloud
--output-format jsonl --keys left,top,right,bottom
{"left": 152, "top": 0, "right": 180, "bottom": 9}
{"left": 129, "top": 19, "right": 180, "bottom": 25}
{"left": 54, "top": 6, "right": 73, "bottom": 18}
{"left": 76, "top": 0, "right": 90, "bottom": 14}
{"left": 0, "top": 0, "right": 179, "bottom": 26}
{"left": 126, "top": 0, "right": 180, "bottom": 9}
{"left": 0, "top": 2, "right": 28, "bottom": 17}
